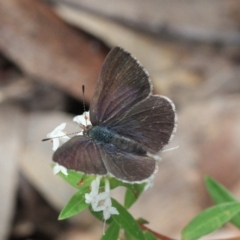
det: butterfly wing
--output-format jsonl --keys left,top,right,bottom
{"left": 53, "top": 135, "right": 155, "bottom": 181}
{"left": 90, "top": 47, "right": 176, "bottom": 154}
{"left": 101, "top": 144, "right": 156, "bottom": 182}
{"left": 109, "top": 95, "right": 176, "bottom": 154}
{"left": 53, "top": 136, "right": 107, "bottom": 175}
{"left": 90, "top": 47, "right": 151, "bottom": 126}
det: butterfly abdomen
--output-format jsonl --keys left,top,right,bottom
{"left": 86, "top": 126, "right": 146, "bottom": 155}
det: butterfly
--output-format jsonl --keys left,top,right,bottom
{"left": 53, "top": 47, "right": 177, "bottom": 183}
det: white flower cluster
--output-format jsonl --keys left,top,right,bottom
{"left": 47, "top": 111, "right": 90, "bottom": 151}
{"left": 85, "top": 176, "right": 119, "bottom": 220}
{"left": 47, "top": 111, "right": 118, "bottom": 221}
{"left": 53, "top": 163, "right": 68, "bottom": 176}
{"left": 46, "top": 123, "right": 70, "bottom": 151}
{"left": 73, "top": 112, "right": 91, "bottom": 128}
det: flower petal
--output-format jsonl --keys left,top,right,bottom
{"left": 73, "top": 111, "right": 91, "bottom": 126}
{"left": 85, "top": 193, "right": 93, "bottom": 204}
{"left": 109, "top": 206, "right": 119, "bottom": 215}
{"left": 91, "top": 199, "right": 99, "bottom": 210}
{"left": 104, "top": 179, "right": 110, "bottom": 193}
{"left": 46, "top": 123, "right": 70, "bottom": 151}
{"left": 52, "top": 139, "right": 60, "bottom": 151}
{"left": 144, "top": 175, "right": 155, "bottom": 190}
{"left": 53, "top": 163, "right": 60, "bottom": 175}
{"left": 53, "top": 163, "right": 68, "bottom": 176}
{"left": 97, "top": 192, "right": 109, "bottom": 202}
{"left": 94, "top": 205, "right": 105, "bottom": 212}
{"left": 103, "top": 210, "right": 111, "bottom": 220}
{"left": 73, "top": 115, "right": 85, "bottom": 125}
{"left": 104, "top": 197, "right": 112, "bottom": 207}
{"left": 59, "top": 166, "right": 68, "bottom": 176}
{"left": 55, "top": 123, "right": 66, "bottom": 131}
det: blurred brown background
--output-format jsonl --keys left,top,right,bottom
{"left": 1, "top": 0, "right": 240, "bottom": 239}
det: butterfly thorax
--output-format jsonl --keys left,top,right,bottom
{"left": 84, "top": 125, "right": 146, "bottom": 155}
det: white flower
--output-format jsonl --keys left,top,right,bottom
{"left": 85, "top": 176, "right": 108, "bottom": 210}
{"left": 73, "top": 111, "right": 91, "bottom": 126}
{"left": 144, "top": 175, "right": 155, "bottom": 191}
{"left": 47, "top": 123, "right": 70, "bottom": 151}
{"left": 85, "top": 177, "right": 119, "bottom": 220}
{"left": 104, "top": 178, "right": 110, "bottom": 192}
{"left": 94, "top": 179, "right": 119, "bottom": 220}
{"left": 95, "top": 197, "right": 119, "bottom": 220}
{"left": 53, "top": 163, "right": 68, "bottom": 176}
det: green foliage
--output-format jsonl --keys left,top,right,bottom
{"left": 205, "top": 176, "right": 240, "bottom": 228}
{"left": 100, "top": 222, "right": 120, "bottom": 240}
{"left": 182, "top": 176, "right": 240, "bottom": 239}
{"left": 54, "top": 164, "right": 240, "bottom": 240}
{"left": 124, "top": 183, "right": 146, "bottom": 209}
{"left": 56, "top": 167, "right": 147, "bottom": 239}
{"left": 89, "top": 205, "right": 113, "bottom": 225}
{"left": 143, "top": 231, "right": 158, "bottom": 240}
{"left": 111, "top": 198, "right": 146, "bottom": 240}
{"left": 58, "top": 186, "right": 90, "bottom": 219}
{"left": 53, "top": 164, "right": 94, "bottom": 189}
{"left": 182, "top": 202, "right": 240, "bottom": 240}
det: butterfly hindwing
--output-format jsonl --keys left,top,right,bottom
{"left": 53, "top": 136, "right": 107, "bottom": 175}
{"left": 108, "top": 95, "right": 176, "bottom": 154}
{"left": 101, "top": 144, "right": 156, "bottom": 182}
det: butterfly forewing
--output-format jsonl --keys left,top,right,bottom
{"left": 90, "top": 47, "right": 151, "bottom": 126}
{"left": 90, "top": 47, "right": 175, "bottom": 154}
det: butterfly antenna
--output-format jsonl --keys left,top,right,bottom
{"left": 82, "top": 85, "right": 88, "bottom": 126}
{"left": 41, "top": 131, "right": 83, "bottom": 142}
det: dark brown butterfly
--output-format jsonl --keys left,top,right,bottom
{"left": 53, "top": 47, "right": 177, "bottom": 182}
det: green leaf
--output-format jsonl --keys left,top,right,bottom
{"left": 89, "top": 205, "right": 104, "bottom": 222}
{"left": 125, "top": 231, "right": 157, "bottom": 240}
{"left": 55, "top": 166, "right": 142, "bottom": 195}
{"left": 205, "top": 176, "right": 237, "bottom": 202}
{"left": 124, "top": 183, "right": 145, "bottom": 209}
{"left": 125, "top": 232, "right": 136, "bottom": 240}
{"left": 52, "top": 164, "right": 95, "bottom": 189}
{"left": 109, "top": 178, "right": 130, "bottom": 189}
{"left": 58, "top": 187, "right": 90, "bottom": 220}
{"left": 111, "top": 198, "right": 146, "bottom": 240}
{"left": 182, "top": 202, "right": 240, "bottom": 240}
{"left": 137, "top": 218, "right": 149, "bottom": 225}
{"left": 205, "top": 176, "right": 240, "bottom": 228}
{"left": 144, "top": 231, "right": 158, "bottom": 240}
{"left": 101, "top": 222, "right": 120, "bottom": 240}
